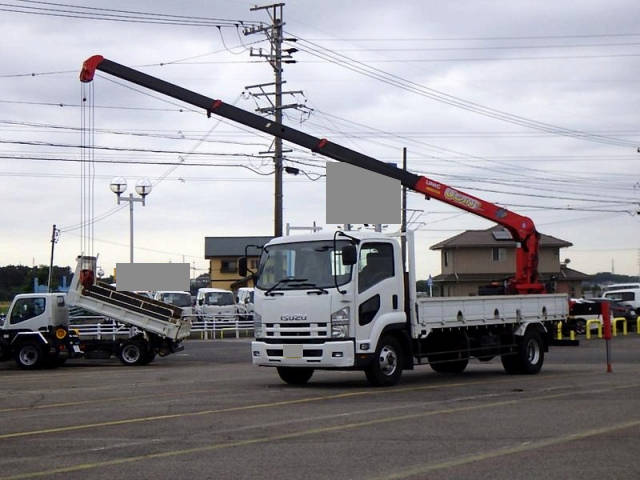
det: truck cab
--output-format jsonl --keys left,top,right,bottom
{"left": 1, "top": 293, "right": 79, "bottom": 368}
{"left": 195, "top": 288, "right": 237, "bottom": 321}
{"left": 236, "top": 287, "right": 255, "bottom": 320}
{"left": 250, "top": 231, "right": 411, "bottom": 382}
{"left": 602, "top": 288, "right": 640, "bottom": 313}
{"left": 154, "top": 290, "right": 194, "bottom": 317}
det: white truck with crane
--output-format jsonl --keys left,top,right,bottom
{"left": 0, "top": 256, "right": 191, "bottom": 369}
{"left": 78, "top": 55, "right": 572, "bottom": 386}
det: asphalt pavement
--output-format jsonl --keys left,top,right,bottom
{"left": 0, "top": 336, "right": 639, "bottom": 480}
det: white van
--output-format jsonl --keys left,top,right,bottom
{"left": 602, "top": 283, "right": 640, "bottom": 293}
{"left": 153, "top": 291, "right": 194, "bottom": 317}
{"left": 236, "top": 287, "right": 254, "bottom": 320}
{"left": 603, "top": 288, "right": 640, "bottom": 313}
{"left": 195, "top": 288, "right": 236, "bottom": 321}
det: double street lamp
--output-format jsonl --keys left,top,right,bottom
{"left": 110, "top": 177, "right": 152, "bottom": 263}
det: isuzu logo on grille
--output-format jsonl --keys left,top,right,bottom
{"left": 281, "top": 314, "right": 307, "bottom": 322}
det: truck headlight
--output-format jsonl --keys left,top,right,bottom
{"left": 253, "top": 311, "right": 263, "bottom": 338}
{"left": 331, "top": 306, "right": 350, "bottom": 338}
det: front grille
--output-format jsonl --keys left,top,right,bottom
{"left": 264, "top": 321, "right": 328, "bottom": 339}
{"left": 265, "top": 349, "right": 322, "bottom": 358}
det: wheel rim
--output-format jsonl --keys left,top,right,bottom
{"left": 526, "top": 339, "right": 540, "bottom": 365}
{"left": 19, "top": 345, "right": 38, "bottom": 366}
{"left": 378, "top": 345, "right": 398, "bottom": 376}
{"left": 122, "top": 344, "right": 141, "bottom": 363}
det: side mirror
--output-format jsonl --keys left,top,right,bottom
{"left": 238, "top": 257, "right": 248, "bottom": 277}
{"left": 341, "top": 245, "right": 357, "bottom": 266}
{"left": 198, "top": 298, "right": 203, "bottom": 306}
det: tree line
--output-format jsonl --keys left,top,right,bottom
{"left": 0, "top": 265, "right": 73, "bottom": 301}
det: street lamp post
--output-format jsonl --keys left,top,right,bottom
{"left": 110, "top": 177, "right": 152, "bottom": 263}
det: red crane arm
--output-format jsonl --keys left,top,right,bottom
{"left": 412, "top": 177, "right": 542, "bottom": 294}
{"left": 80, "top": 55, "right": 544, "bottom": 294}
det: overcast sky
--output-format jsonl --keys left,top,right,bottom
{"left": 1, "top": 0, "right": 639, "bottom": 282}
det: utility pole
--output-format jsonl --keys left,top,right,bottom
{"left": 244, "top": 3, "right": 302, "bottom": 238}
{"left": 47, "top": 224, "right": 60, "bottom": 293}
{"left": 401, "top": 148, "right": 408, "bottom": 271}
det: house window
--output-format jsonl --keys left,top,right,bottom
{"left": 444, "top": 250, "right": 450, "bottom": 267}
{"left": 492, "top": 247, "right": 506, "bottom": 262}
{"left": 220, "top": 259, "right": 238, "bottom": 274}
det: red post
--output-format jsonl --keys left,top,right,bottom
{"left": 602, "top": 301, "right": 612, "bottom": 372}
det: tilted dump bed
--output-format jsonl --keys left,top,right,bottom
{"left": 67, "top": 257, "right": 191, "bottom": 341}
{"left": 415, "top": 293, "right": 568, "bottom": 333}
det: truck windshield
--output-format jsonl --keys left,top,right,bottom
{"left": 256, "top": 240, "right": 353, "bottom": 291}
{"left": 159, "top": 293, "right": 192, "bottom": 307}
{"left": 204, "top": 292, "right": 234, "bottom": 306}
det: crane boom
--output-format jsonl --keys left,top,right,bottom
{"left": 80, "top": 55, "right": 544, "bottom": 294}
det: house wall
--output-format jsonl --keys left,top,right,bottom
{"left": 441, "top": 246, "right": 562, "bottom": 275}
{"left": 208, "top": 256, "right": 260, "bottom": 291}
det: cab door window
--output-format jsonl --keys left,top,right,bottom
{"left": 358, "top": 243, "right": 394, "bottom": 293}
{"left": 10, "top": 297, "right": 46, "bottom": 325}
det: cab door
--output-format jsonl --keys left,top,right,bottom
{"left": 8, "top": 297, "right": 48, "bottom": 331}
{"left": 354, "top": 242, "right": 404, "bottom": 347}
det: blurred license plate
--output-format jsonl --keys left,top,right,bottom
{"left": 283, "top": 344, "right": 303, "bottom": 359}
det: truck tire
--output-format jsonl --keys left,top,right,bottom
{"left": 119, "top": 341, "right": 146, "bottom": 366}
{"left": 501, "top": 329, "right": 544, "bottom": 375}
{"left": 44, "top": 354, "right": 67, "bottom": 369}
{"left": 140, "top": 350, "right": 156, "bottom": 366}
{"left": 277, "top": 367, "right": 314, "bottom": 385}
{"left": 500, "top": 353, "right": 522, "bottom": 374}
{"left": 365, "top": 335, "right": 403, "bottom": 387}
{"left": 15, "top": 342, "right": 44, "bottom": 370}
{"left": 430, "top": 358, "right": 469, "bottom": 374}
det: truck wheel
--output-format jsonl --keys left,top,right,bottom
{"left": 140, "top": 350, "right": 156, "bottom": 365}
{"left": 430, "top": 358, "right": 469, "bottom": 374}
{"left": 44, "top": 354, "right": 67, "bottom": 369}
{"left": 520, "top": 330, "right": 544, "bottom": 374}
{"left": 119, "top": 341, "right": 145, "bottom": 366}
{"left": 15, "top": 342, "right": 44, "bottom": 369}
{"left": 500, "top": 353, "right": 522, "bottom": 374}
{"left": 501, "top": 329, "right": 544, "bottom": 375}
{"left": 365, "top": 335, "right": 403, "bottom": 387}
{"left": 277, "top": 367, "right": 314, "bottom": 385}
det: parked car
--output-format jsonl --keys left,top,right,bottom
{"left": 568, "top": 298, "right": 637, "bottom": 334}
{"left": 236, "top": 287, "right": 254, "bottom": 321}
{"left": 153, "top": 291, "right": 194, "bottom": 317}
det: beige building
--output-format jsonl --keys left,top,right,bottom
{"left": 204, "top": 236, "right": 273, "bottom": 291}
{"left": 430, "top": 226, "right": 589, "bottom": 297}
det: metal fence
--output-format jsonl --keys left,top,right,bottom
{"left": 69, "top": 314, "right": 254, "bottom": 340}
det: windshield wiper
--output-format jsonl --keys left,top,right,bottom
{"left": 265, "top": 277, "right": 308, "bottom": 296}
{"left": 296, "top": 283, "right": 329, "bottom": 295}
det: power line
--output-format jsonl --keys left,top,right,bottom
{"left": 301, "top": 33, "right": 640, "bottom": 42}
{"left": 287, "top": 34, "right": 638, "bottom": 148}
{"left": 2, "top": 1, "right": 263, "bottom": 27}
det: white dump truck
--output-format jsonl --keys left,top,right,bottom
{"left": 0, "top": 256, "right": 191, "bottom": 369}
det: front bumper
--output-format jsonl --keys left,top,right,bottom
{"left": 251, "top": 339, "right": 355, "bottom": 368}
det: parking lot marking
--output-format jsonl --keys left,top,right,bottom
{"left": 373, "top": 419, "right": 640, "bottom": 480}
{"left": 1, "top": 383, "right": 638, "bottom": 480}
{"left": 0, "top": 388, "right": 220, "bottom": 414}
{"left": 0, "top": 373, "right": 580, "bottom": 440}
